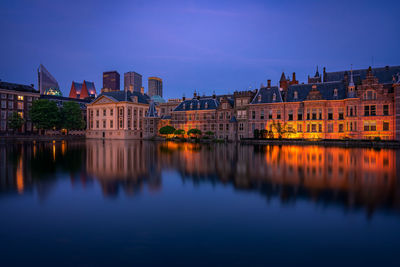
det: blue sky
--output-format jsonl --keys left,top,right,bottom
{"left": 0, "top": 0, "right": 399, "bottom": 98}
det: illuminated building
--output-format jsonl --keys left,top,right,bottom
{"left": 37, "top": 64, "right": 60, "bottom": 95}
{"left": 124, "top": 71, "right": 142, "bottom": 93}
{"left": 102, "top": 71, "right": 120, "bottom": 92}
{"left": 86, "top": 90, "right": 150, "bottom": 139}
{"left": 148, "top": 77, "right": 163, "bottom": 97}
{"left": 0, "top": 81, "right": 40, "bottom": 134}
{"left": 69, "top": 80, "right": 97, "bottom": 100}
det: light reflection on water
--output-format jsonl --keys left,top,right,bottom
{"left": 0, "top": 140, "right": 400, "bottom": 266}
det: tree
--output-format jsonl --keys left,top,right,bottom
{"left": 159, "top": 125, "right": 176, "bottom": 137}
{"left": 60, "top": 102, "right": 85, "bottom": 132}
{"left": 173, "top": 129, "right": 185, "bottom": 137}
{"left": 8, "top": 112, "right": 25, "bottom": 133}
{"left": 30, "top": 99, "right": 60, "bottom": 132}
{"left": 187, "top": 128, "right": 202, "bottom": 138}
{"left": 270, "top": 121, "right": 296, "bottom": 139}
{"left": 253, "top": 129, "right": 260, "bottom": 139}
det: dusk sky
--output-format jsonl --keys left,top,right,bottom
{"left": 1, "top": 0, "right": 399, "bottom": 99}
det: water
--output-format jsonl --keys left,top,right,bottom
{"left": 0, "top": 140, "right": 399, "bottom": 266}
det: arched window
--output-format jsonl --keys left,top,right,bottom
{"left": 333, "top": 88, "right": 338, "bottom": 97}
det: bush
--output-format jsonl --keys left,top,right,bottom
{"left": 187, "top": 128, "right": 202, "bottom": 136}
{"left": 159, "top": 125, "right": 176, "bottom": 136}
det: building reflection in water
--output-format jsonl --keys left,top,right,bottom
{"left": 0, "top": 140, "right": 399, "bottom": 217}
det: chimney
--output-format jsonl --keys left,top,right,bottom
{"left": 323, "top": 67, "right": 326, "bottom": 82}
{"left": 193, "top": 91, "right": 197, "bottom": 98}
{"left": 140, "top": 87, "right": 144, "bottom": 94}
{"left": 267, "top": 80, "right": 271, "bottom": 88}
{"left": 292, "top": 72, "right": 296, "bottom": 82}
{"left": 182, "top": 95, "right": 186, "bottom": 101}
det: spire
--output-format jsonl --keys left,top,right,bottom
{"left": 280, "top": 72, "right": 286, "bottom": 81}
{"left": 315, "top": 66, "right": 320, "bottom": 77}
{"left": 146, "top": 101, "right": 158, "bottom": 117}
{"left": 349, "top": 64, "right": 355, "bottom": 87}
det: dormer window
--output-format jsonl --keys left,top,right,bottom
{"left": 190, "top": 103, "right": 193, "bottom": 109}
{"left": 272, "top": 93, "right": 276, "bottom": 102}
{"left": 333, "top": 88, "right": 338, "bottom": 97}
{"left": 197, "top": 102, "right": 200, "bottom": 109}
{"left": 205, "top": 102, "right": 208, "bottom": 109}
{"left": 258, "top": 95, "right": 261, "bottom": 102}
{"left": 183, "top": 104, "right": 186, "bottom": 110}
{"left": 294, "top": 91, "right": 298, "bottom": 100}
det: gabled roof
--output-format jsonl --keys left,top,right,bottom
{"left": 174, "top": 98, "right": 219, "bottom": 111}
{"left": 250, "top": 86, "right": 283, "bottom": 104}
{"left": 286, "top": 81, "right": 346, "bottom": 102}
{"left": 84, "top": 81, "right": 96, "bottom": 96}
{"left": 95, "top": 90, "right": 150, "bottom": 104}
{"left": 324, "top": 66, "right": 400, "bottom": 84}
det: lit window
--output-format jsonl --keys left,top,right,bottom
{"left": 294, "top": 91, "right": 298, "bottom": 100}
{"left": 272, "top": 93, "right": 276, "bottom": 102}
{"left": 17, "top": 96, "right": 24, "bottom": 101}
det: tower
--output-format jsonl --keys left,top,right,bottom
{"left": 148, "top": 77, "right": 163, "bottom": 97}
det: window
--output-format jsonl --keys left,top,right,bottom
{"left": 205, "top": 103, "right": 208, "bottom": 109}
{"left": 269, "top": 110, "right": 273, "bottom": 119}
{"left": 297, "top": 123, "right": 302, "bottom": 132}
{"left": 239, "top": 123, "right": 244, "bottom": 131}
{"left": 276, "top": 110, "right": 281, "bottom": 119}
{"left": 96, "top": 110, "right": 99, "bottom": 116}
{"left": 383, "top": 105, "right": 389, "bottom": 116}
{"left": 1, "top": 100, "right": 6, "bottom": 109}
{"left": 103, "top": 109, "right": 106, "bottom": 116}
{"left": 311, "top": 124, "right": 317, "bottom": 132}
{"left": 307, "top": 109, "right": 310, "bottom": 120}
{"left": 297, "top": 109, "right": 303, "bottom": 120}
{"left": 8, "top": 102, "right": 13, "bottom": 109}
{"left": 288, "top": 110, "right": 293, "bottom": 121}
{"left": 8, "top": 94, "right": 14, "bottom": 100}
{"left": 370, "top": 105, "right": 376, "bottom": 116}
{"left": 260, "top": 110, "right": 264, "bottom": 120}
{"left": 307, "top": 124, "right": 310, "bottom": 132}
{"left": 328, "top": 108, "right": 333, "bottom": 120}
{"left": 333, "top": 89, "right": 338, "bottom": 97}
{"left": 103, "top": 120, "right": 106, "bottom": 128}
{"left": 364, "top": 121, "right": 376, "bottom": 131}
{"left": 1, "top": 94, "right": 6, "bottom": 99}
{"left": 17, "top": 96, "right": 24, "bottom": 101}
{"left": 258, "top": 95, "right": 261, "bottom": 102}
{"left": 17, "top": 102, "right": 23, "bottom": 110}
{"left": 383, "top": 122, "right": 389, "bottom": 131}
{"left": 252, "top": 111, "right": 255, "bottom": 119}
{"left": 338, "top": 124, "right": 344, "bottom": 132}
{"left": 110, "top": 120, "right": 113, "bottom": 128}
{"left": 110, "top": 109, "right": 113, "bottom": 116}
{"left": 318, "top": 109, "right": 322, "bottom": 120}
{"left": 272, "top": 93, "right": 276, "bottom": 102}
{"left": 364, "top": 90, "right": 376, "bottom": 100}
{"left": 219, "top": 113, "right": 223, "bottom": 119}
{"left": 96, "top": 120, "right": 99, "bottom": 128}
{"left": 318, "top": 124, "right": 322, "bottom": 132}
{"left": 312, "top": 109, "right": 317, "bottom": 120}
{"left": 219, "top": 124, "right": 223, "bottom": 131}
{"left": 294, "top": 91, "right": 298, "bottom": 100}
{"left": 349, "top": 107, "right": 354, "bottom": 116}
{"left": 338, "top": 108, "right": 344, "bottom": 120}
{"left": 1, "top": 110, "right": 6, "bottom": 119}
{"left": 364, "top": 105, "right": 369, "bottom": 116}
{"left": 226, "top": 124, "right": 229, "bottom": 131}
{"left": 327, "top": 123, "right": 333, "bottom": 133}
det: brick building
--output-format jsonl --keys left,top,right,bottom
{"left": 0, "top": 81, "right": 40, "bottom": 134}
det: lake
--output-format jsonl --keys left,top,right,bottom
{"left": 0, "top": 140, "right": 399, "bottom": 266}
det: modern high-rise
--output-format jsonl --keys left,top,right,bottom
{"left": 37, "top": 64, "right": 60, "bottom": 95}
{"left": 148, "top": 77, "right": 163, "bottom": 97}
{"left": 102, "top": 71, "right": 120, "bottom": 92}
{"left": 124, "top": 72, "right": 142, "bottom": 92}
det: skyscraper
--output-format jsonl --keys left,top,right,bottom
{"left": 37, "top": 64, "right": 60, "bottom": 95}
{"left": 102, "top": 71, "right": 120, "bottom": 92}
{"left": 124, "top": 72, "right": 142, "bottom": 92}
{"left": 148, "top": 77, "right": 163, "bottom": 97}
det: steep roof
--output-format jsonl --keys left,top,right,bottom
{"left": 146, "top": 101, "right": 158, "bottom": 117}
{"left": 250, "top": 86, "right": 283, "bottom": 104}
{"left": 174, "top": 98, "right": 219, "bottom": 111}
{"left": 0, "top": 81, "right": 39, "bottom": 93}
{"left": 84, "top": 81, "right": 96, "bottom": 96}
{"left": 324, "top": 66, "right": 400, "bottom": 84}
{"left": 96, "top": 90, "right": 150, "bottom": 104}
{"left": 286, "top": 81, "right": 346, "bottom": 102}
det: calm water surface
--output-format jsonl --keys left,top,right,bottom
{"left": 0, "top": 140, "right": 400, "bottom": 266}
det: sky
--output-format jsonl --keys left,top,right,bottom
{"left": 0, "top": 0, "right": 399, "bottom": 99}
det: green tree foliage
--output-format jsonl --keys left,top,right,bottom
{"left": 253, "top": 129, "right": 260, "bottom": 139}
{"left": 30, "top": 99, "right": 60, "bottom": 130}
{"left": 173, "top": 129, "right": 185, "bottom": 136}
{"left": 60, "top": 102, "right": 85, "bottom": 131}
{"left": 187, "top": 128, "right": 202, "bottom": 137}
{"left": 159, "top": 125, "right": 176, "bottom": 135}
{"left": 7, "top": 112, "right": 25, "bottom": 132}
